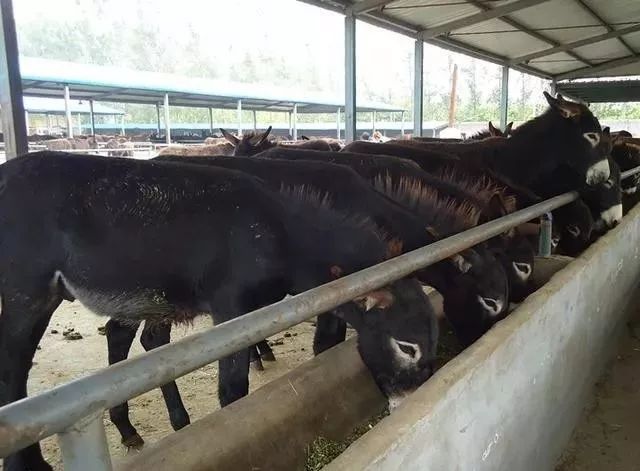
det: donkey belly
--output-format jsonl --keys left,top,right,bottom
{"left": 53, "top": 271, "right": 205, "bottom": 324}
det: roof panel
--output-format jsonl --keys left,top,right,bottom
{"left": 302, "top": 0, "right": 640, "bottom": 80}
{"left": 572, "top": 38, "right": 630, "bottom": 61}
{"left": 19, "top": 56, "right": 404, "bottom": 114}
{"left": 529, "top": 52, "right": 584, "bottom": 74}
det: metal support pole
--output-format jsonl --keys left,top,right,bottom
{"left": 89, "top": 100, "right": 96, "bottom": 135}
{"left": 292, "top": 104, "right": 298, "bottom": 140}
{"left": 120, "top": 115, "right": 125, "bottom": 136}
{"left": 46, "top": 114, "right": 52, "bottom": 134}
{"left": 155, "top": 103, "right": 161, "bottom": 134}
{"left": 288, "top": 111, "right": 292, "bottom": 137}
{"left": 208, "top": 107, "right": 213, "bottom": 135}
{"left": 336, "top": 108, "right": 341, "bottom": 140}
{"left": 400, "top": 111, "right": 405, "bottom": 137}
{"left": 237, "top": 99, "right": 242, "bottom": 136}
{"left": 0, "top": 0, "right": 27, "bottom": 158}
{"left": 538, "top": 212, "right": 553, "bottom": 257}
{"left": 163, "top": 93, "right": 170, "bottom": 144}
{"left": 413, "top": 38, "right": 424, "bottom": 137}
{"left": 345, "top": 13, "right": 357, "bottom": 143}
{"left": 24, "top": 110, "right": 28, "bottom": 135}
{"left": 499, "top": 65, "right": 509, "bottom": 130}
{"left": 77, "top": 113, "right": 82, "bottom": 135}
{"left": 64, "top": 86, "right": 73, "bottom": 139}
{"left": 372, "top": 110, "right": 376, "bottom": 134}
{"left": 549, "top": 79, "right": 557, "bottom": 97}
{"left": 252, "top": 110, "right": 257, "bottom": 131}
{"left": 57, "top": 411, "right": 112, "bottom": 471}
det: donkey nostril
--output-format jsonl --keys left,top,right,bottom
{"left": 478, "top": 296, "right": 502, "bottom": 315}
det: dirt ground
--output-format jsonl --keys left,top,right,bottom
{"left": 0, "top": 301, "right": 318, "bottom": 471}
{"left": 556, "top": 307, "right": 640, "bottom": 471}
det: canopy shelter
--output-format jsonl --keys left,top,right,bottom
{"left": 18, "top": 56, "right": 404, "bottom": 143}
{"left": 557, "top": 78, "right": 640, "bottom": 103}
{"left": 300, "top": 0, "right": 640, "bottom": 140}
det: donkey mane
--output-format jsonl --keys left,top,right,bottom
{"left": 432, "top": 167, "right": 518, "bottom": 214}
{"left": 371, "top": 173, "right": 482, "bottom": 234}
{"left": 278, "top": 183, "right": 388, "bottom": 242}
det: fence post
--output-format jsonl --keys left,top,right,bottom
{"left": 538, "top": 212, "right": 553, "bottom": 256}
{"left": 57, "top": 411, "right": 112, "bottom": 471}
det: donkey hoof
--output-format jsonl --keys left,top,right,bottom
{"left": 122, "top": 433, "right": 145, "bottom": 449}
{"left": 260, "top": 351, "right": 276, "bottom": 362}
{"left": 250, "top": 359, "right": 265, "bottom": 371}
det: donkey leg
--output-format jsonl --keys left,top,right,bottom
{"left": 313, "top": 313, "right": 347, "bottom": 356}
{"left": 139, "top": 323, "right": 190, "bottom": 431}
{"left": 256, "top": 339, "right": 276, "bottom": 362}
{"left": 0, "top": 290, "right": 61, "bottom": 471}
{"left": 105, "top": 318, "right": 144, "bottom": 448}
{"left": 217, "top": 347, "right": 250, "bottom": 407}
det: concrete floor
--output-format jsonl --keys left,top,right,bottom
{"left": 557, "top": 304, "right": 640, "bottom": 471}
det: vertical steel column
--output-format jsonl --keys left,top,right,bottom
{"left": 89, "top": 100, "right": 96, "bottom": 135}
{"left": 549, "top": 79, "right": 557, "bottom": 97}
{"left": 120, "top": 115, "right": 125, "bottom": 136}
{"left": 413, "top": 38, "right": 424, "bottom": 137}
{"left": 64, "top": 85, "right": 73, "bottom": 138}
{"left": 57, "top": 412, "right": 112, "bottom": 471}
{"left": 23, "top": 109, "right": 28, "bottom": 135}
{"left": 76, "top": 113, "right": 81, "bottom": 135}
{"left": 252, "top": 110, "right": 257, "bottom": 131}
{"left": 208, "top": 107, "right": 213, "bottom": 134}
{"left": 336, "top": 108, "right": 341, "bottom": 139}
{"left": 236, "top": 99, "right": 242, "bottom": 136}
{"left": 0, "top": 0, "right": 27, "bottom": 158}
{"left": 344, "top": 13, "right": 356, "bottom": 143}
{"left": 163, "top": 93, "right": 170, "bottom": 144}
{"left": 372, "top": 110, "right": 376, "bottom": 133}
{"left": 499, "top": 65, "right": 509, "bottom": 130}
{"left": 46, "top": 114, "right": 52, "bottom": 134}
{"left": 538, "top": 212, "right": 553, "bottom": 257}
{"left": 400, "top": 111, "right": 405, "bottom": 137}
{"left": 292, "top": 104, "right": 298, "bottom": 140}
{"left": 155, "top": 103, "right": 161, "bottom": 134}
{"left": 288, "top": 111, "right": 292, "bottom": 137}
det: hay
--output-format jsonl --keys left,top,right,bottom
{"left": 304, "top": 409, "right": 389, "bottom": 470}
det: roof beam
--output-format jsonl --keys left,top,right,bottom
{"left": 347, "top": 0, "right": 393, "bottom": 15}
{"left": 420, "top": 0, "right": 551, "bottom": 40}
{"left": 572, "top": 0, "right": 636, "bottom": 56}
{"left": 464, "top": 0, "right": 593, "bottom": 67}
{"left": 555, "top": 54, "right": 640, "bottom": 81}
{"left": 511, "top": 23, "right": 640, "bottom": 65}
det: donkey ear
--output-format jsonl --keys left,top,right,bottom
{"left": 354, "top": 289, "right": 395, "bottom": 311}
{"left": 602, "top": 126, "right": 610, "bottom": 136}
{"left": 220, "top": 128, "right": 239, "bottom": 146}
{"left": 256, "top": 126, "right": 273, "bottom": 146}
{"left": 450, "top": 254, "right": 472, "bottom": 273}
{"left": 504, "top": 122, "right": 514, "bottom": 135}
{"left": 301, "top": 135, "right": 310, "bottom": 140}
{"left": 488, "top": 121, "right": 498, "bottom": 135}
{"left": 543, "top": 92, "right": 581, "bottom": 119}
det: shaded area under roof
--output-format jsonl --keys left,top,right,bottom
{"left": 21, "top": 96, "right": 124, "bottom": 115}
{"left": 556, "top": 79, "right": 640, "bottom": 103}
{"left": 300, "top": 0, "right": 640, "bottom": 81}
{"left": 20, "top": 57, "right": 404, "bottom": 114}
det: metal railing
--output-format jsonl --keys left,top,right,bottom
{"left": 1, "top": 165, "right": 640, "bottom": 470}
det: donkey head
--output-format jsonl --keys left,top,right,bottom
{"left": 542, "top": 92, "right": 609, "bottom": 186}
{"left": 221, "top": 126, "right": 274, "bottom": 156}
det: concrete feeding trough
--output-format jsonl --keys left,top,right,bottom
{"left": 117, "top": 205, "right": 640, "bottom": 471}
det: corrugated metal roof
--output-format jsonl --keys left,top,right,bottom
{"left": 20, "top": 57, "right": 404, "bottom": 114}
{"left": 556, "top": 78, "right": 640, "bottom": 102}
{"left": 21, "top": 97, "right": 124, "bottom": 115}
{"left": 300, "top": 0, "right": 640, "bottom": 80}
